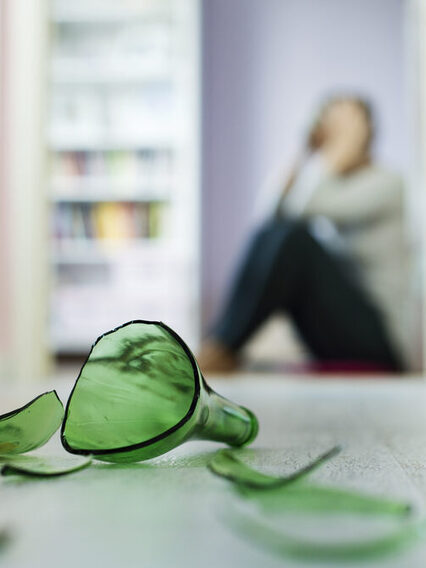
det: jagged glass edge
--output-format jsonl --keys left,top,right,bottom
{"left": 0, "top": 391, "right": 64, "bottom": 454}
{"left": 61, "top": 320, "right": 201, "bottom": 456}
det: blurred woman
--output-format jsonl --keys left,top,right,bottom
{"left": 198, "top": 95, "right": 409, "bottom": 373}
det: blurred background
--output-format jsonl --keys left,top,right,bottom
{"left": 0, "top": 0, "right": 424, "bottom": 382}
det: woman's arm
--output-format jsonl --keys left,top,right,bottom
{"left": 272, "top": 118, "right": 326, "bottom": 218}
{"left": 303, "top": 169, "right": 404, "bottom": 224}
{"left": 271, "top": 162, "right": 301, "bottom": 218}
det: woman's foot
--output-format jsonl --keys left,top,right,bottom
{"left": 196, "top": 339, "right": 239, "bottom": 374}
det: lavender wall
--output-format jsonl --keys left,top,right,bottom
{"left": 201, "top": 0, "right": 406, "bottom": 330}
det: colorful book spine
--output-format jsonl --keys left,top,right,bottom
{"left": 53, "top": 202, "right": 166, "bottom": 241}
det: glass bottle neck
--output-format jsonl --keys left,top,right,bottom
{"left": 193, "top": 385, "right": 258, "bottom": 447}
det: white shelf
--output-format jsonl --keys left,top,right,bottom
{"left": 49, "top": 137, "right": 175, "bottom": 151}
{"left": 50, "top": 176, "right": 171, "bottom": 201}
{"left": 52, "top": 238, "right": 169, "bottom": 263}
{"left": 50, "top": 336, "right": 94, "bottom": 354}
{"left": 52, "top": 193, "right": 168, "bottom": 203}
{"left": 51, "top": 5, "right": 172, "bottom": 25}
{"left": 50, "top": 59, "right": 172, "bottom": 86}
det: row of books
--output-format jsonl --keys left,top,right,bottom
{"left": 52, "top": 201, "right": 168, "bottom": 240}
{"left": 51, "top": 149, "right": 173, "bottom": 180}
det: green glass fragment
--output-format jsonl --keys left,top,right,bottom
{"left": 209, "top": 446, "right": 341, "bottom": 489}
{"left": 238, "top": 483, "right": 411, "bottom": 517}
{"left": 209, "top": 448, "right": 411, "bottom": 517}
{"left": 226, "top": 510, "right": 423, "bottom": 563}
{"left": 211, "top": 449, "right": 417, "bottom": 562}
{"left": 0, "top": 391, "right": 64, "bottom": 455}
{"left": 62, "top": 321, "right": 258, "bottom": 463}
{"left": 0, "top": 454, "right": 92, "bottom": 478}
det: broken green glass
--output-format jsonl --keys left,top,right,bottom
{"left": 209, "top": 448, "right": 411, "bottom": 516}
{"left": 0, "top": 391, "right": 88, "bottom": 477}
{"left": 210, "top": 449, "right": 419, "bottom": 562}
{"left": 0, "top": 391, "right": 64, "bottom": 455}
{"left": 238, "top": 483, "right": 411, "bottom": 517}
{"left": 1, "top": 454, "right": 92, "bottom": 478}
{"left": 226, "top": 508, "right": 423, "bottom": 563}
{"left": 61, "top": 321, "right": 258, "bottom": 463}
{"left": 209, "top": 446, "right": 341, "bottom": 489}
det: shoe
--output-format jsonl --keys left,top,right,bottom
{"left": 196, "top": 339, "right": 239, "bottom": 375}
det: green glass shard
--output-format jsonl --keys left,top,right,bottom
{"left": 0, "top": 454, "right": 92, "bottom": 477}
{"left": 208, "top": 446, "right": 341, "bottom": 489}
{"left": 215, "top": 448, "right": 418, "bottom": 562}
{"left": 62, "top": 321, "right": 258, "bottom": 463}
{"left": 0, "top": 391, "right": 64, "bottom": 455}
{"left": 209, "top": 448, "right": 411, "bottom": 517}
{"left": 238, "top": 483, "right": 411, "bottom": 517}
{"left": 226, "top": 510, "right": 423, "bottom": 563}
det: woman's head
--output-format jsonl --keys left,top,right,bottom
{"left": 309, "top": 95, "right": 374, "bottom": 155}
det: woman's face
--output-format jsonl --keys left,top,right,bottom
{"left": 321, "top": 99, "right": 371, "bottom": 153}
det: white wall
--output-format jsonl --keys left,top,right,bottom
{"left": 1, "top": 0, "right": 50, "bottom": 381}
{"left": 201, "top": 0, "right": 407, "bottom": 330}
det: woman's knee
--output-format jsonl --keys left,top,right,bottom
{"left": 245, "top": 219, "right": 314, "bottom": 272}
{"left": 252, "top": 217, "right": 305, "bottom": 245}
{"left": 276, "top": 220, "right": 314, "bottom": 252}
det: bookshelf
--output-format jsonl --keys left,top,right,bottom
{"left": 47, "top": 0, "right": 200, "bottom": 354}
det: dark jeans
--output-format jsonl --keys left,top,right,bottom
{"left": 212, "top": 219, "right": 403, "bottom": 371}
